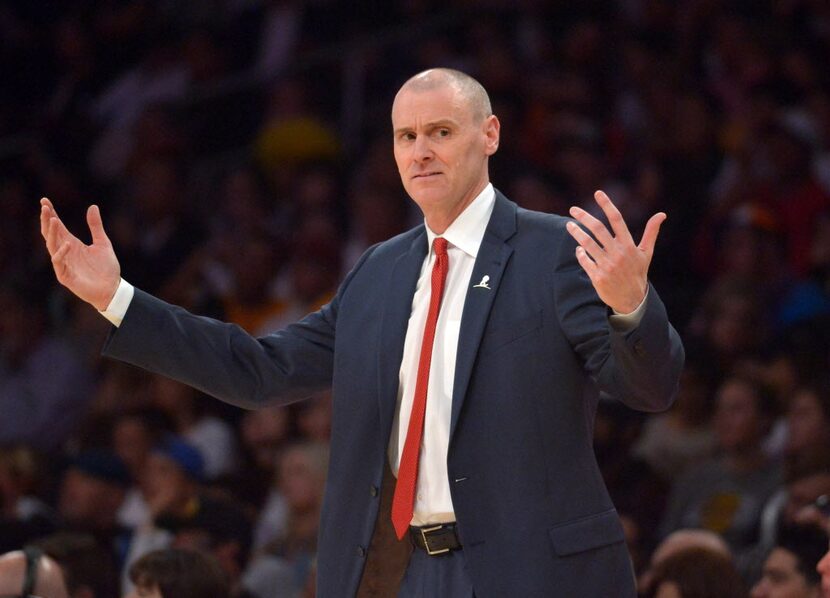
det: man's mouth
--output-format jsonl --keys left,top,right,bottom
{"left": 412, "top": 172, "right": 442, "bottom": 179}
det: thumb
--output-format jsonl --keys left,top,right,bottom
{"left": 638, "top": 212, "right": 666, "bottom": 257}
{"left": 87, "top": 204, "right": 110, "bottom": 245}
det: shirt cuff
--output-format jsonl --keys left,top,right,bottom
{"left": 609, "top": 287, "right": 648, "bottom": 331}
{"left": 99, "top": 278, "right": 135, "bottom": 327}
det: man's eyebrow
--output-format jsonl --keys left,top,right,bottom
{"left": 393, "top": 119, "right": 460, "bottom": 136}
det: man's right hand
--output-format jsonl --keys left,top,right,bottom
{"left": 40, "top": 197, "right": 121, "bottom": 311}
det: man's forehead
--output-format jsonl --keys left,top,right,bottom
{"left": 391, "top": 84, "right": 469, "bottom": 125}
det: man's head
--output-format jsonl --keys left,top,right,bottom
{"left": 126, "top": 548, "right": 229, "bottom": 598}
{"left": 142, "top": 437, "right": 204, "bottom": 516}
{"left": 751, "top": 524, "right": 826, "bottom": 598}
{"left": 33, "top": 533, "right": 120, "bottom": 598}
{"left": 0, "top": 548, "right": 69, "bottom": 598}
{"left": 639, "top": 529, "right": 732, "bottom": 593}
{"left": 58, "top": 451, "right": 130, "bottom": 531}
{"left": 391, "top": 68, "right": 500, "bottom": 232}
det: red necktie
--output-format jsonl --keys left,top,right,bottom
{"left": 391, "top": 237, "right": 450, "bottom": 539}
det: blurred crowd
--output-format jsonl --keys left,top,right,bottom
{"left": 3, "top": 0, "right": 830, "bottom": 596}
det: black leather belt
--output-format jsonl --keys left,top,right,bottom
{"left": 410, "top": 523, "right": 462, "bottom": 555}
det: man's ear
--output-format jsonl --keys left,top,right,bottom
{"left": 484, "top": 115, "right": 500, "bottom": 156}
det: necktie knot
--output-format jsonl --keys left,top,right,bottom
{"left": 433, "top": 237, "right": 448, "bottom": 257}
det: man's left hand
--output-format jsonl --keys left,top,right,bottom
{"left": 565, "top": 190, "right": 665, "bottom": 315}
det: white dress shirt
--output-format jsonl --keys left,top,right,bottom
{"left": 388, "top": 183, "right": 497, "bottom": 526}
{"left": 101, "top": 182, "right": 647, "bottom": 528}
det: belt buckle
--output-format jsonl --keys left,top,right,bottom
{"left": 421, "top": 524, "right": 450, "bottom": 556}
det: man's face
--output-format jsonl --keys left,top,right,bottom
{"left": 751, "top": 548, "right": 820, "bottom": 598}
{"left": 391, "top": 83, "right": 498, "bottom": 227}
{"left": 58, "top": 469, "right": 125, "bottom": 527}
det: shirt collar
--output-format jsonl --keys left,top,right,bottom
{"left": 425, "top": 183, "right": 495, "bottom": 259}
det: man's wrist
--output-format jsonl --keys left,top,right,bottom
{"left": 609, "top": 287, "right": 649, "bottom": 330}
{"left": 99, "top": 278, "right": 134, "bottom": 327}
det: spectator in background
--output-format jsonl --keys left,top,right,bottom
{"left": 108, "top": 156, "right": 204, "bottom": 294}
{"left": 638, "top": 529, "right": 734, "bottom": 595}
{"left": 220, "top": 231, "right": 287, "bottom": 335}
{"left": 0, "top": 446, "right": 56, "bottom": 552}
{"left": 643, "top": 547, "right": 747, "bottom": 598}
{"left": 686, "top": 280, "right": 766, "bottom": 385}
{"left": 148, "top": 376, "right": 239, "bottom": 480}
{"left": 634, "top": 360, "right": 717, "bottom": 483}
{"left": 750, "top": 524, "right": 826, "bottom": 598}
{"left": 784, "top": 379, "right": 830, "bottom": 474}
{"left": 112, "top": 408, "right": 175, "bottom": 530}
{"left": 123, "top": 436, "right": 206, "bottom": 589}
{"left": 57, "top": 450, "right": 132, "bottom": 571}
{"left": 34, "top": 532, "right": 120, "bottom": 598}
{"left": 0, "top": 279, "right": 94, "bottom": 450}
{"left": 126, "top": 548, "right": 230, "bottom": 598}
{"left": 742, "top": 467, "right": 830, "bottom": 584}
{"left": 660, "top": 373, "right": 782, "bottom": 552}
{"left": 0, "top": 548, "right": 69, "bottom": 598}
{"left": 244, "top": 442, "right": 328, "bottom": 598}
{"left": 160, "top": 500, "right": 253, "bottom": 598}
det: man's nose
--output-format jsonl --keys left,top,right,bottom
{"left": 413, "top": 135, "right": 433, "bottom": 162}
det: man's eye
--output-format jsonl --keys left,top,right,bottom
{"left": 438, "top": 129, "right": 450, "bottom": 137}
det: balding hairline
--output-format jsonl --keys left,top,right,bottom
{"left": 399, "top": 68, "right": 493, "bottom": 122}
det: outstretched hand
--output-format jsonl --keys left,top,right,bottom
{"left": 565, "top": 190, "right": 665, "bottom": 315}
{"left": 40, "top": 198, "right": 121, "bottom": 311}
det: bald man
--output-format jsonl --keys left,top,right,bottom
{"left": 41, "top": 68, "right": 683, "bottom": 597}
{"left": 0, "top": 549, "right": 69, "bottom": 598}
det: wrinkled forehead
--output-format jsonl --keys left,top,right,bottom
{"left": 391, "top": 82, "right": 471, "bottom": 128}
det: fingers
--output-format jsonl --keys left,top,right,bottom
{"left": 40, "top": 197, "right": 55, "bottom": 240}
{"left": 51, "top": 240, "right": 71, "bottom": 282}
{"left": 638, "top": 212, "right": 666, "bottom": 257}
{"left": 568, "top": 206, "right": 614, "bottom": 248}
{"left": 86, "top": 204, "right": 110, "bottom": 246}
{"left": 45, "top": 214, "right": 77, "bottom": 257}
{"left": 566, "top": 221, "right": 604, "bottom": 261}
{"left": 594, "top": 190, "right": 634, "bottom": 245}
{"left": 574, "top": 246, "right": 599, "bottom": 278}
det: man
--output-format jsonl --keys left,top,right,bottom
{"left": 34, "top": 532, "right": 121, "bottom": 598}
{"left": 751, "top": 524, "right": 826, "bottom": 598}
{"left": 57, "top": 450, "right": 132, "bottom": 573}
{"left": 0, "top": 548, "right": 69, "bottom": 598}
{"left": 638, "top": 528, "right": 734, "bottom": 593}
{"left": 40, "top": 68, "right": 683, "bottom": 596}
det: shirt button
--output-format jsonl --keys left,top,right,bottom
{"left": 357, "top": 546, "right": 366, "bottom": 558}
{"left": 370, "top": 485, "right": 378, "bottom": 497}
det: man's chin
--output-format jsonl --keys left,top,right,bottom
{"left": 406, "top": 186, "right": 450, "bottom": 208}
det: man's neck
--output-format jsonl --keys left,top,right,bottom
{"left": 423, "top": 179, "right": 490, "bottom": 234}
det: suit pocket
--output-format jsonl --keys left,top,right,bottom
{"left": 548, "top": 509, "right": 625, "bottom": 556}
{"left": 479, "top": 310, "right": 543, "bottom": 356}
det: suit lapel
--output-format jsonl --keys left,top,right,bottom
{"left": 450, "top": 193, "right": 517, "bottom": 440}
{"left": 377, "top": 230, "right": 428, "bottom": 445}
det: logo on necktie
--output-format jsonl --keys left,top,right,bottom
{"left": 473, "top": 275, "right": 491, "bottom": 290}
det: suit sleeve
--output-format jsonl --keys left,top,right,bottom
{"left": 552, "top": 227, "right": 684, "bottom": 412}
{"left": 102, "top": 245, "right": 377, "bottom": 409}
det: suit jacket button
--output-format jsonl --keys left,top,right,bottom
{"left": 357, "top": 546, "right": 366, "bottom": 558}
{"left": 370, "top": 485, "right": 378, "bottom": 497}
{"left": 634, "top": 340, "right": 645, "bottom": 355}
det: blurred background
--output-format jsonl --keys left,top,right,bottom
{"left": 2, "top": 0, "right": 830, "bottom": 596}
